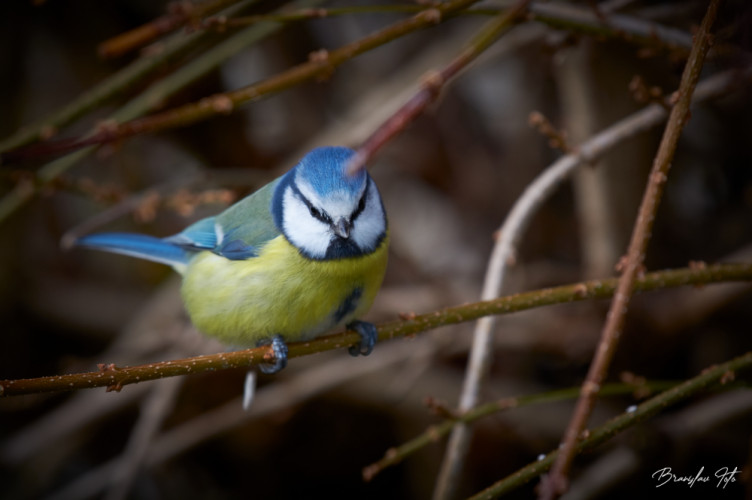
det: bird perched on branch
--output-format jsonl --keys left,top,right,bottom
{"left": 76, "top": 146, "right": 389, "bottom": 374}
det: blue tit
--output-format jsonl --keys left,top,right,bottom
{"left": 76, "top": 146, "right": 389, "bottom": 373}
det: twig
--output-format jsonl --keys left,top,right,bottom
{"left": 363, "top": 380, "right": 676, "bottom": 481}
{"left": 0, "top": 0, "right": 260, "bottom": 155}
{"left": 0, "top": 0, "right": 484, "bottom": 230}
{"left": 1, "top": 263, "right": 750, "bottom": 398}
{"left": 539, "top": 1, "right": 722, "bottom": 497}
{"left": 0, "top": 384, "right": 151, "bottom": 464}
{"left": 98, "top": 0, "right": 241, "bottom": 59}
{"left": 0, "top": 0, "right": 704, "bottom": 224}
{"left": 0, "top": 1, "right": 696, "bottom": 160}
{"left": 431, "top": 63, "right": 748, "bottom": 500}
{"left": 0, "top": 0, "right": 485, "bottom": 167}
{"left": 103, "top": 376, "right": 183, "bottom": 500}
{"left": 468, "top": 350, "right": 752, "bottom": 499}
{"left": 565, "top": 389, "right": 752, "bottom": 498}
{"left": 59, "top": 175, "right": 200, "bottom": 249}
{"left": 47, "top": 339, "right": 427, "bottom": 500}
{"left": 204, "top": 4, "right": 429, "bottom": 27}
{"left": 346, "top": 0, "right": 533, "bottom": 176}
{"left": 529, "top": 1, "right": 692, "bottom": 50}
{"left": 0, "top": 0, "right": 323, "bottom": 226}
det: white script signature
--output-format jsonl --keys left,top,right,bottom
{"left": 652, "top": 466, "right": 740, "bottom": 489}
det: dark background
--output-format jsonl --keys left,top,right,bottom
{"left": 1, "top": 1, "right": 751, "bottom": 499}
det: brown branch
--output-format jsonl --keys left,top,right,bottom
{"left": 0, "top": 0, "right": 486, "bottom": 166}
{"left": 363, "top": 380, "right": 676, "bottom": 481}
{"left": 470, "top": 350, "right": 752, "bottom": 499}
{"left": 1, "top": 262, "right": 749, "bottom": 398}
{"left": 539, "top": 1, "right": 723, "bottom": 498}
{"left": 98, "top": 0, "right": 241, "bottom": 59}
{"left": 346, "top": 0, "right": 533, "bottom": 176}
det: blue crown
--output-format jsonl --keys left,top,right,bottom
{"left": 295, "top": 147, "right": 366, "bottom": 197}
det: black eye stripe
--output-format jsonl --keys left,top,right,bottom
{"left": 291, "top": 184, "right": 331, "bottom": 223}
{"left": 290, "top": 180, "right": 370, "bottom": 226}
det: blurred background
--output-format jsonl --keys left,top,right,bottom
{"left": 1, "top": 0, "right": 752, "bottom": 498}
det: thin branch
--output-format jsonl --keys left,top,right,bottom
{"left": 0, "top": 0, "right": 486, "bottom": 167}
{"left": 46, "top": 340, "right": 430, "bottom": 500}
{"left": 346, "top": 0, "right": 533, "bottom": 176}
{"left": 1, "top": 263, "right": 750, "bottom": 398}
{"left": 205, "top": 4, "right": 429, "bottom": 27}
{"left": 97, "top": 0, "right": 241, "bottom": 59}
{"left": 0, "top": 0, "right": 705, "bottom": 228}
{"left": 18, "top": 0, "right": 695, "bottom": 171}
{"left": 216, "top": 2, "right": 694, "bottom": 51}
{"left": 431, "top": 63, "right": 749, "bottom": 500}
{"left": 468, "top": 350, "right": 752, "bottom": 499}
{"left": 363, "top": 380, "right": 676, "bottom": 481}
{"left": 0, "top": 0, "right": 260, "bottom": 155}
{"left": 540, "top": 1, "right": 722, "bottom": 497}
{"left": 59, "top": 179, "right": 191, "bottom": 250}
{"left": 2, "top": 0, "right": 688, "bottom": 160}
{"left": 0, "top": 0, "right": 486, "bottom": 230}
{"left": 528, "top": 1, "right": 692, "bottom": 50}
{"left": 103, "top": 376, "right": 183, "bottom": 500}
{"left": 0, "top": 0, "right": 324, "bottom": 226}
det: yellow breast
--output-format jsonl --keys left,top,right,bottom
{"left": 180, "top": 233, "right": 388, "bottom": 346}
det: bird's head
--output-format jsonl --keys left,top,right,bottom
{"left": 272, "top": 147, "right": 387, "bottom": 260}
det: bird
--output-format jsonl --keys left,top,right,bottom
{"left": 75, "top": 146, "right": 389, "bottom": 374}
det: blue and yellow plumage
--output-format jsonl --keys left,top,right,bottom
{"left": 76, "top": 147, "right": 389, "bottom": 373}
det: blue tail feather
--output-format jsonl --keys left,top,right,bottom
{"left": 76, "top": 232, "right": 190, "bottom": 267}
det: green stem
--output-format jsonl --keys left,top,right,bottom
{"left": 363, "top": 380, "right": 677, "bottom": 481}
{"left": 0, "top": 0, "right": 484, "bottom": 225}
{"left": 1, "top": 263, "right": 749, "bottom": 397}
{"left": 0, "top": 0, "right": 325, "bottom": 224}
{"left": 98, "top": 0, "right": 242, "bottom": 59}
{"left": 346, "top": 0, "right": 532, "bottom": 175}
{"left": 468, "top": 350, "right": 752, "bottom": 499}
{"left": 0, "top": 0, "right": 261, "bottom": 154}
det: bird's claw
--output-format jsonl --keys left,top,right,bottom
{"left": 258, "top": 334, "right": 288, "bottom": 374}
{"left": 347, "top": 320, "right": 377, "bottom": 357}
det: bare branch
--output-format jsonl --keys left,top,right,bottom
{"left": 1, "top": 263, "right": 750, "bottom": 398}
{"left": 540, "top": 1, "right": 722, "bottom": 497}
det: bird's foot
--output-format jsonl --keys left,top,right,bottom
{"left": 257, "top": 334, "right": 288, "bottom": 374}
{"left": 347, "top": 320, "right": 377, "bottom": 357}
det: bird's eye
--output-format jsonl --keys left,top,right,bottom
{"left": 309, "top": 205, "right": 329, "bottom": 223}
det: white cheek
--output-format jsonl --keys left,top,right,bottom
{"left": 282, "top": 190, "right": 331, "bottom": 258}
{"left": 351, "top": 184, "right": 386, "bottom": 250}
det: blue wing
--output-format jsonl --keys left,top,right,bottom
{"left": 76, "top": 233, "right": 191, "bottom": 267}
{"left": 164, "top": 217, "right": 219, "bottom": 250}
{"left": 76, "top": 177, "right": 283, "bottom": 265}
